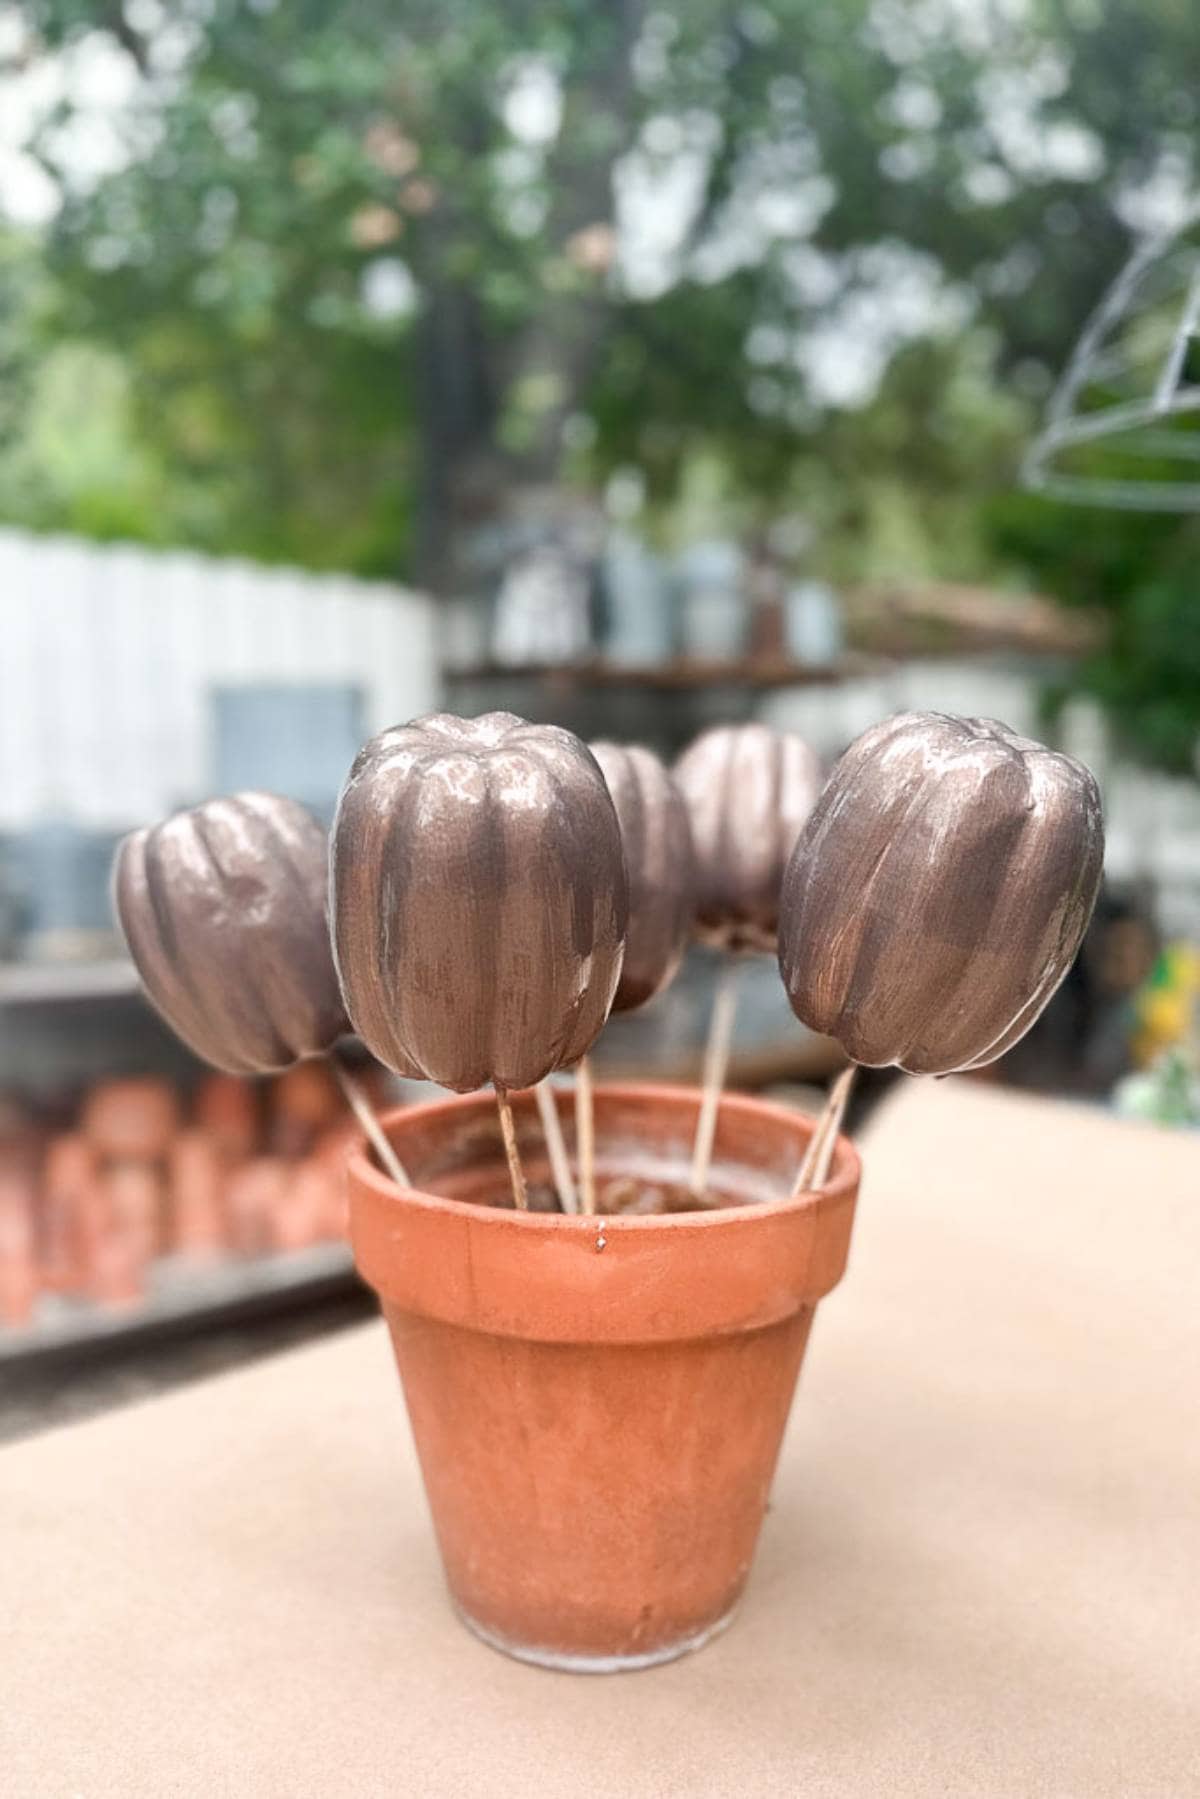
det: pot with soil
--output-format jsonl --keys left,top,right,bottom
{"left": 113, "top": 706, "right": 1104, "bottom": 1678}
{"left": 348, "top": 1082, "right": 860, "bottom": 1671}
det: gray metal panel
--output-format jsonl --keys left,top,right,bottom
{"left": 212, "top": 683, "right": 366, "bottom": 816}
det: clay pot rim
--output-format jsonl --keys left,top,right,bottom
{"left": 348, "top": 1080, "right": 860, "bottom": 1235}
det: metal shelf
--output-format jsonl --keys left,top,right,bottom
{"left": 0, "top": 1242, "right": 356, "bottom": 1368}
{"left": 444, "top": 654, "right": 874, "bottom": 691}
{"left": 0, "top": 957, "right": 140, "bottom": 1007}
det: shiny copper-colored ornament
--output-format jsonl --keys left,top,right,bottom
{"left": 673, "top": 723, "right": 824, "bottom": 952}
{"left": 113, "top": 792, "right": 348, "bottom": 1076}
{"left": 331, "top": 712, "right": 628, "bottom": 1092}
{"left": 778, "top": 711, "right": 1105, "bottom": 1074}
{"left": 589, "top": 740, "right": 696, "bottom": 1013}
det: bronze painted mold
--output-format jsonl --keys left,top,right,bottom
{"left": 590, "top": 740, "right": 695, "bottom": 1014}
{"left": 113, "top": 791, "right": 348, "bottom": 1075}
{"left": 777, "top": 712, "right": 1105, "bottom": 1074}
{"left": 674, "top": 722, "right": 824, "bottom": 953}
{"left": 331, "top": 712, "right": 628, "bottom": 1092}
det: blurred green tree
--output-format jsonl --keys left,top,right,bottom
{"left": 0, "top": 7, "right": 1121, "bottom": 557}
{"left": 5, "top": 0, "right": 1200, "bottom": 763}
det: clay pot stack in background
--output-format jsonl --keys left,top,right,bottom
{"left": 0, "top": 1064, "right": 381, "bottom": 1330}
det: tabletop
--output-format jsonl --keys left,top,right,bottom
{"left": 2, "top": 1079, "right": 1198, "bottom": 1798}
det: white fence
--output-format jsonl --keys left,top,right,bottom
{"left": 0, "top": 530, "right": 439, "bottom": 829}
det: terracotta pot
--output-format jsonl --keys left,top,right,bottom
{"left": 0, "top": 1164, "right": 38, "bottom": 1328}
{"left": 104, "top": 1163, "right": 164, "bottom": 1263}
{"left": 168, "top": 1130, "right": 227, "bottom": 1256}
{"left": 193, "top": 1075, "right": 259, "bottom": 1163}
{"left": 270, "top": 1156, "right": 329, "bottom": 1251}
{"left": 313, "top": 1122, "right": 357, "bottom": 1237}
{"left": 82, "top": 1078, "right": 179, "bottom": 1164}
{"left": 272, "top": 1060, "right": 341, "bottom": 1136}
{"left": 225, "top": 1156, "right": 289, "bottom": 1256}
{"left": 348, "top": 1083, "right": 860, "bottom": 1673}
{"left": 40, "top": 1134, "right": 96, "bottom": 1293}
{"left": 86, "top": 1172, "right": 148, "bottom": 1307}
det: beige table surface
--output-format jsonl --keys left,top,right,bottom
{"left": 3, "top": 1080, "right": 1198, "bottom": 1798}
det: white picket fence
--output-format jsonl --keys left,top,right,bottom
{"left": 0, "top": 530, "right": 439, "bottom": 829}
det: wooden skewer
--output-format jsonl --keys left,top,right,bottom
{"left": 329, "top": 1053, "right": 411, "bottom": 1188}
{"left": 689, "top": 960, "right": 741, "bottom": 1197}
{"left": 792, "top": 1103, "right": 826, "bottom": 1194}
{"left": 792, "top": 1064, "right": 857, "bottom": 1197}
{"left": 535, "top": 1079, "right": 579, "bottom": 1214}
{"left": 575, "top": 1054, "right": 597, "bottom": 1215}
{"left": 811, "top": 1064, "right": 856, "bottom": 1187}
{"left": 495, "top": 1086, "right": 529, "bottom": 1211}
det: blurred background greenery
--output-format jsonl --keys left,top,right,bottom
{"left": 3, "top": 0, "right": 1200, "bottom": 766}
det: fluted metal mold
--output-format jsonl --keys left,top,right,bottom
{"left": 331, "top": 712, "right": 628, "bottom": 1091}
{"left": 777, "top": 712, "right": 1105, "bottom": 1074}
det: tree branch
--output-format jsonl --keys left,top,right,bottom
{"left": 497, "top": 0, "right": 649, "bottom": 477}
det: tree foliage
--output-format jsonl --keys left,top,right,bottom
{"left": 5, "top": 0, "right": 1200, "bottom": 759}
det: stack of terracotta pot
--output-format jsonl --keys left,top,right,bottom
{"left": 0, "top": 1063, "right": 376, "bottom": 1330}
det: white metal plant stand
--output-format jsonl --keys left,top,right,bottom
{"left": 1024, "top": 207, "right": 1200, "bottom": 511}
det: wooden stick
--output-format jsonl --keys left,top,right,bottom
{"left": 535, "top": 1079, "right": 579, "bottom": 1214}
{"left": 793, "top": 1064, "right": 857, "bottom": 1197}
{"left": 792, "top": 1100, "right": 827, "bottom": 1194}
{"left": 689, "top": 960, "right": 741, "bottom": 1197}
{"left": 329, "top": 1053, "right": 411, "bottom": 1188}
{"left": 495, "top": 1086, "right": 529, "bottom": 1211}
{"left": 812, "top": 1064, "right": 856, "bottom": 1187}
{"left": 575, "top": 1054, "right": 597, "bottom": 1215}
